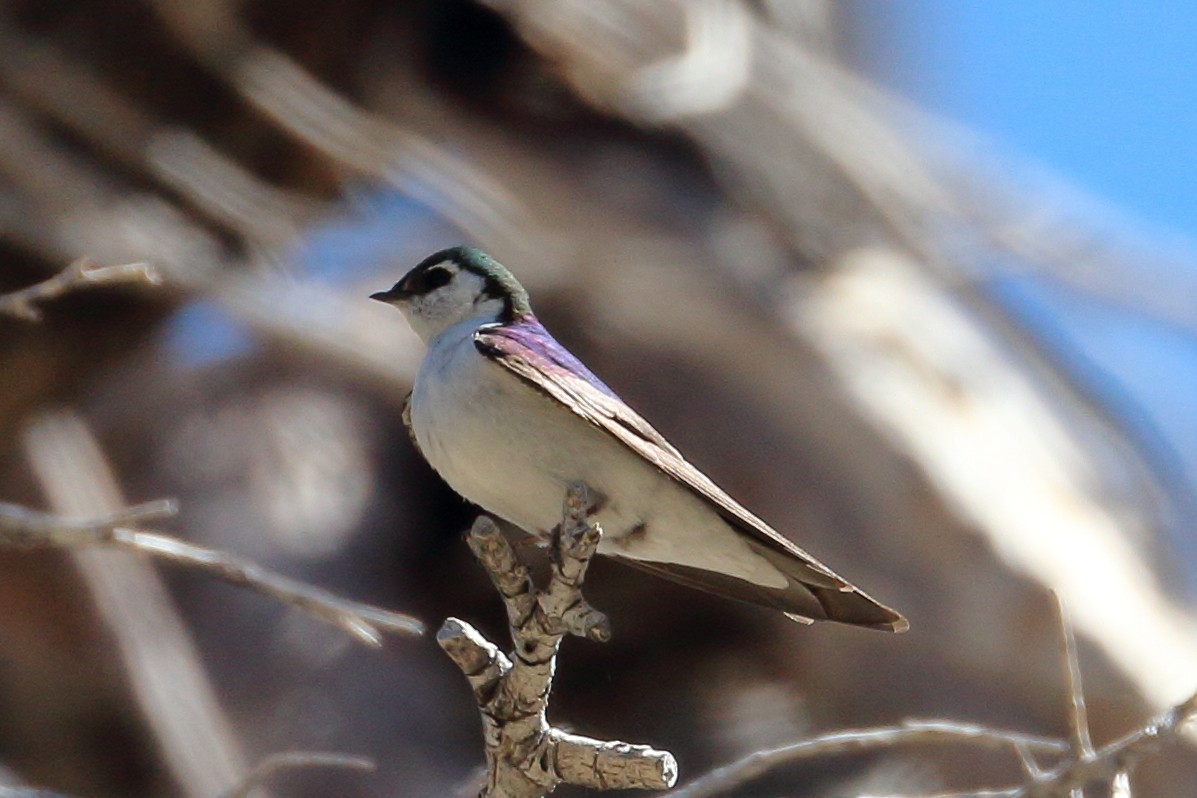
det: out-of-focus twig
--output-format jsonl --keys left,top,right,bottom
{"left": 1011, "top": 690, "right": 1197, "bottom": 798}
{"left": 0, "top": 500, "right": 423, "bottom": 645}
{"left": 674, "top": 594, "right": 1197, "bottom": 798}
{"left": 1053, "top": 591, "right": 1094, "bottom": 768}
{"left": 126, "top": 530, "right": 424, "bottom": 644}
{"left": 0, "top": 25, "right": 319, "bottom": 252}
{"left": 141, "top": 0, "right": 537, "bottom": 254}
{"left": 0, "top": 498, "right": 177, "bottom": 542}
{"left": 439, "top": 484, "right": 676, "bottom": 796}
{"left": 24, "top": 412, "right": 249, "bottom": 798}
{"left": 0, "top": 97, "right": 417, "bottom": 391}
{"left": 890, "top": 693, "right": 1197, "bottom": 798}
{"left": 863, "top": 599, "right": 1197, "bottom": 798}
{"left": 0, "top": 258, "right": 161, "bottom": 321}
{"left": 666, "top": 720, "right": 1069, "bottom": 798}
{"left": 219, "top": 751, "right": 375, "bottom": 798}
{"left": 796, "top": 249, "right": 1197, "bottom": 715}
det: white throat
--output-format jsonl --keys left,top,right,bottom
{"left": 398, "top": 270, "right": 507, "bottom": 344}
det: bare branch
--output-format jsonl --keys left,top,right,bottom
{"left": 1014, "top": 742, "right": 1046, "bottom": 780}
{"left": 868, "top": 692, "right": 1197, "bottom": 798}
{"left": 439, "top": 483, "right": 676, "bottom": 797}
{"left": 219, "top": 751, "right": 375, "bottom": 798}
{"left": 1018, "top": 691, "right": 1197, "bottom": 798}
{"left": 667, "top": 720, "right": 1069, "bottom": 798}
{"left": 1054, "top": 591, "right": 1094, "bottom": 763}
{"left": 121, "top": 529, "right": 424, "bottom": 644}
{"left": 0, "top": 258, "right": 162, "bottom": 321}
{"left": 0, "top": 501, "right": 423, "bottom": 645}
{"left": 0, "top": 498, "right": 177, "bottom": 544}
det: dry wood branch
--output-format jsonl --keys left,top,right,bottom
{"left": 1007, "top": 690, "right": 1197, "bottom": 798}
{"left": 0, "top": 500, "right": 423, "bottom": 645}
{"left": 666, "top": 720, "right": 1070, "bottom": 798}
{"left": 730, "top": 694, "right": 1197, "bottom": 798}
{"left": 672, "top": 595, "right": 1197, "bottom": 798}
{"left": 0, "top": 498, "right": 177, "bottom": 544}
{"left": 878, "top": 691, "right": 1197, "bottom": 798}
{"left": 862, "top": 600, "right": 1197, "bottom": 798}
{"left": 438, "top": 483, "right": 676, "bottom": 797}
{"left": 219, "top": 751, "right": 375, "bottom": 798}
{"left": 0, "top": 258, "right": 162, "bottom": 321}
{"left": 1053, "top": 591, "right": 1094, "bottom": 763}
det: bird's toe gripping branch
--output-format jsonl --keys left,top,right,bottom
{"left": 437, "top": 483, "right": 677, "bottom": 797}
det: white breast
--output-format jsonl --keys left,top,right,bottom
{"left": 407, "top": 319, "right": 786, "bottom": 588}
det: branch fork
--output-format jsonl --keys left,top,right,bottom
{"left": 438, "top": 483, "right": 677, "bottom": 797}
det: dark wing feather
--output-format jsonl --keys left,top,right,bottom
{"left": 474, "top": 322, "right": 907, "bottom": 632}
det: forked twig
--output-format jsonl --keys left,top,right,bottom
{"left": 439, "top": 483, "right": 677, "bottom": 797}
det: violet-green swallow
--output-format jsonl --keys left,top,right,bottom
{"left": 371, "top": 246, "right": 906, "bottom": 631}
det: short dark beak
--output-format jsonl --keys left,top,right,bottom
{"left": 370, "top": 286, "right": 408, "bottom": 303}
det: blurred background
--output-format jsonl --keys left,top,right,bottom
{"left": 1, "top": 1, "right": 1196, "bottom": 796}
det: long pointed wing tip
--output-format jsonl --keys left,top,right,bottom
{"left": 788, "top": 610, "right": 909, "bottom": 632}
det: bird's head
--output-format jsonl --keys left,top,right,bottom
{"left": 371, "top": 246, "right": 532, "bottom": 342}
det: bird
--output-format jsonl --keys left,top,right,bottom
{"left": 371, "top": 246, "right": 907, "bottom": 631}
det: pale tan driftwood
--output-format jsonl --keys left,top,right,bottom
{"left": 438, "top": 484, "right": 676, "bottom": 797}
{"left": 0, "top": 258, "right": 161, "bottom": 321}
{"left": 0, "top": 499, "right": 423, "bottom": 645}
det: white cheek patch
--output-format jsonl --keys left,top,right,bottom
{"left": 403, "top": 269, "right": 504, "bottom": 342}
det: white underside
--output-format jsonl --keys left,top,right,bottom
{"left": 408, "top": 318, "right": 786, "bottom": 589}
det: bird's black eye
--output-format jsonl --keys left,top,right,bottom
{"left": 423, "top": 266, "right": 452, "bottom": 291}
{"left": 403, "top": 265, "right": 453, "bottom": 295}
